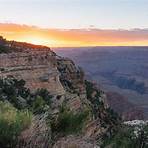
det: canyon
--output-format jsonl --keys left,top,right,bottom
{"left": 0, "top": 37, "right": 121, "bottom": 147}
{"left": 55, "top": 46, "right": 148, "bottom": 119}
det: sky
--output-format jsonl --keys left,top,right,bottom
{"left": 0, "top": 0, "right": 148, "bottom": 46}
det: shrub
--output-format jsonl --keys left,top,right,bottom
{"left": 0, "top": 78, "right": 52, "bottom": 111}
{"left": 0, "top": 45, "right": 10, "bottom": 53}
{"left": 32, "top": 96, "right": 46, "bottom": 114}
{"left": 102, "top": 125, "right": 148, "bottom": 148}
{"left": 0, "top": 101, "right": 32, "bottom": 148}
{"left": 0, "top": 77, "right": 30, "bottom": 109}
{"left": 85, "top": 80, "right": 95, "bottom": 99}
{"left": 35, "top": 88, "right": 52, "bottom": 106}
{"left": 51, "top": 108, "right": 88, "bottom": 135}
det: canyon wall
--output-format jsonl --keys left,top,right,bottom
{"left": 0, "top": 37, "right": 121, "bottom": 147}
{"left": 0, "top": 49, "right": 65, "bottom": 95}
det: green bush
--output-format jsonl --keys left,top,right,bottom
{"left": 85, "top": 80, "right": 95, "bottom": 99}
{"left": 0, "top": 77, "right": 30, "bottom": 109}
{"left": 0, "top": 101, "right": 32, "bottom": 148}
{"left": 102, "top": 125, "right": 148, "bottom": 148}
{"left": 51, "top": 108, "right": 88, "bottom": 135}
{"left": 35, "top": 88, "right": 52, "bottom": 106}
{"left": 0, "top": 45, "right": 10, "bottom": 53}
{"left": 32, "top": 96, "right": 46, "bottom": 114}
{"left": 0, "top": 78, "right": 52, "bottom": 112}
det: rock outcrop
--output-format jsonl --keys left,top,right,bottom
{"left": 0, "top": 41, "right": 64, "bottom": 95}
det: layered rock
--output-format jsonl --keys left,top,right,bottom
{"left": 0, "top": 37, "right": 89, "bottom": 113}
{"left": 0, "top": 43, "right": 65, "bottom": 95}
{"left": 106, "top": 92, "right": 144, "bottom": 120}
{"left": 56, "top": 57, "right": 89, "bottom": 112}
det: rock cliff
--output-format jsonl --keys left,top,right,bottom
{"left": 0, "top": 41, "right": 64, "bottom": 95}
{"left": 0, "top": 36, "right": 120, "bottom": 148}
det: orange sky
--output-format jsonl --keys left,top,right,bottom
{"left": 0, "top": 23, "right": 148, "bottom": 47}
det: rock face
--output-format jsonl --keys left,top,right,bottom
{"left": 106, "top": 92, "right": 144, "bottom": 120}
{"left": 0, "top": 37, "right": 89, "bottom": 113}
{"left": 56, "top": 57, "right": 89, "bottom": 112}
{"left": 0, "top": 42, "right": 64, "bottom": 95}
{"left": 18, "top": 114, "right": 51, "bottom": 148}
{"left": 53, "top": 136, "right": 99, "bottom": 148}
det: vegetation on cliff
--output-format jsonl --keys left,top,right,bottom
{"left": 102, "top": 124, "right": 148, "bottom": 148}
{"left": 0, "top": 101, "right": 32, "bottom": 148}
{"left": 51, "top": 106, "right": 89, "bottom": 135}
{"left": 0, "top": 44, "right": 10, "bottom": 53}
{"left": 0, "top": 75, "right": 147, "bottom": 148}
{"left": 0, "top": 77, "right": 52, "bottom": 113}
{"left": 0, "top": 36, "right": 52, "bottom": 54}
{"left": 0, "top": 76, "right": 120, "bottom": 147}
{"left": 0, "top": 77, "right": 90, "bottom": 147}
{"left": 85, "top": 80, "right": 119, "bottom": 125}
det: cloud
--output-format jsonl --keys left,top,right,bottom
{"left": 0, "top": 23, "right": 148, "bottom": 46}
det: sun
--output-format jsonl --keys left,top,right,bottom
{"left": 17, "top": 36, "right": 58, "bottom": 47}
{"left": 26, "top": 37, "right": 48, "bottom": 45}
{"left": 15, "top": 36, "right": 48, "bottom": 46}
{"left": 29, "top": 38, "right": 40, "bottom": 45}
